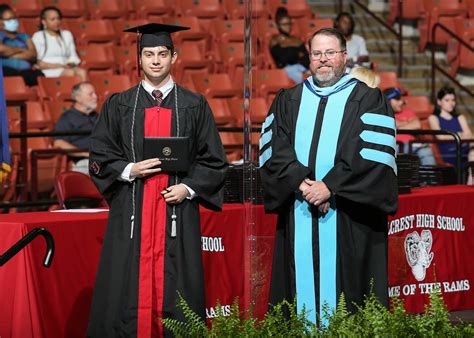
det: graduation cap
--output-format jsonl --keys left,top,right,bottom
{"left": 124, "top": 23, "right": 190, "bottom": 76}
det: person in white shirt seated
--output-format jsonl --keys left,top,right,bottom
{"left": 334, "top": 12, "right": 370, "bottom": 69}
{"left": 32, "top": 6, "right": 87, "bottom": 80}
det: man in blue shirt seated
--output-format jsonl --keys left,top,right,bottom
{"left": 54, "top": 81, "right": 98, "bottom": 174}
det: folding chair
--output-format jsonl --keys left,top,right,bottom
{"left": 54, "top": 171, "right": 107, "bottom": 209}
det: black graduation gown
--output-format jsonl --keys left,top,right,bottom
{"left": 87, "top": 84, "right": 228, "bottom": 337}
{"left": 259, "top": 81, "right": 398, "bottom": 320}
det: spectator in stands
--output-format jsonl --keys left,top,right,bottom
{"left": 350, "top": 66, "right": 379, "bottom": 88}
{"left": 428, "top": 86, "right": 474, "bottom": 168}
{"left": 0, "top": 4, "right": 43, "bottom": 86}
{"left": 32, "top": 6, "right": 87, "bottom": 81}
{"left": 384, "top": 87, "right": 436, "bottom": 165}
{"left": 269, "top": 7, "right": 310, "bottom": 83}
{"left": 54, "top": 82, "right": 98, "bottom": 175}
{"left": 334, "top": 12, "right": 369, "bottom": 68}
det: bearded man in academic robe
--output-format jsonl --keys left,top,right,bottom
{"left": 258, "top": 27, "right": 398, "bottom": 325}
{"left": 87, "top": 24, "right": 228, "bottom": 337}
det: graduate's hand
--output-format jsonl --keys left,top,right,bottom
{"left": 130, "top": 158, "right": 161, "bottom": 178}
{"left": 301, "top": 179, "right": 331, "bottom": 206}
{"left": 161, "top": 184, "right": 189, "bottom": 204}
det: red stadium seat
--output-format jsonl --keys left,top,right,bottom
{"left": 22, "top": 134, "right": 63, "bottom": 195}
{"left": 89, "top": 74, "right": 132, "bottom": 101}
{"left": 467, "top": 0, "right": 474, "bottom": 18}
{"left": 387, "top": 0, "right": 424, "bottom": 26}
{"left": 54, "top": 171, "right": 107, "bottom": 209}
{"left": 173, "top": 44, "right": 210, "bottom": 83}
{"left": 207, "top": 98, "right": 235, "bottom": 126}
{"left": 86, "top": 0, "right": 128, "bottom": 19}
{"left": 3, "top": 76, "right": 36, "bottom": 102}
{"left": 210, "top": 19, "right": 245, "bottom": 43}
{"left": 447, "top": 19, "right": 474, "bottom": 76}
{"left": 191, "top": 73, "right": 239, "bottom": 98}
{"left": 131, "top": 0, "right": 174, "bottom": 19}
{"left": 254, "top": 19, "right": 279, "bottom": 46}
{"left": 267, "top": 0, "right": 313, "bottom": 19}
{"left": 254, "top": 69, "right": 294, "bottom": 99}
{"left": 77, "top": 45, "right": 116, "bottom": 74}
{"left": 227, "top": 97, "right": 268, "bottom": 126}
{"left": 297, "top": 18, "right": 334, "bottom": 43}
{"left": 176, "top": 0, "right": 224, "bottom": 19}
{"left": 44, "top": 101, "right": 73, "bottom": 123}
{"left": 112, "top": 45, "right": 137, "bottom": 76}
{"left": 5, "top": 0, "right": 42, "bottom": 18}
{"left": 449, "top": 39, "right": 474, "bottom": 77}
{"left": 224, "top": 0, "right": 268, "bottom": 19}
{"left": 38, "top": 76, "right": 82, "bottom": 101}
{"left": 214, "top": 42, "right": 245, "bottom": 79}
{"left": 68, "top": 20, "right": 118, "bottom": 47}
{"left": 219, "top": 132, "right": 243, "bottom": 162}
{"left": 7, "top": 101, "right": 53, "bottom": 131}
{"left": 20, "top": 18, "right": 44, "bottom": 36}
{"left": 162, "top": 17, "right": 209, "bottom": 54}
{"left": 418, "top": 0, "right": 467, "bottom": 51}
{"left": 377, "top": 71, "right": 404, "bottom": 92}
{"left": 402, "top": 95, "right": 433, "bottom": 120}
{"left": 42, "top": 0, "right": 87, "bottom": 19}
{"left": 113, "top": 19, "right": 150, "bottom": 46}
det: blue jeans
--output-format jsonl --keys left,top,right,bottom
{"left": 399, "top": 143, "right": 436, "bottom": 166}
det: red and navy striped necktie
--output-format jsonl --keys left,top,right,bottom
{"left": 152, "top": 89, "right": 163, "bottom": 107}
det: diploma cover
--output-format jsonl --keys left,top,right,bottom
{"left": 143, "top": 136, "right": 190, "bottom": 172}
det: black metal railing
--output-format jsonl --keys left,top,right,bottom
{"left": 0, "top": 227, "right": 55, "bottom": 267}
{"left": 397, "top": 129, "right": 463, "bottom": 183}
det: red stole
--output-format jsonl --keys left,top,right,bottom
{"left": 137, "top": 106, "right": 172, "bottom": 337}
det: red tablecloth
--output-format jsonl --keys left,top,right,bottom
{"left": 1, "top": 186, "right": 473, "bottom": 337}
{"left": 388, "top": 185, "right": 474, "bottom": 312}
{"left": 0, "top": 205, "right": 276, "bottom": 338}
{"left": 0, "top": 211, "right": 106, "bottom": 338}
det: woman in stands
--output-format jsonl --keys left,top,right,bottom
{"left": 269, "top": 7, "right": 310, "bottom": 83}
{"left": 32, "top": 6, "right": 87, "bottom": 81}
{"left": 429, "top": 86, "right": 474, "bottom": 169}
{"left": 0, "top": 4, "right": 43, "bottom": 86}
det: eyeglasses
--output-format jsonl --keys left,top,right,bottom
{"left": 310, "top": 50, "right": 346, "bottom": 60}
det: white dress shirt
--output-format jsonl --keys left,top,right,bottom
{"left": 119, "top": 77, "right": 196, "bottom": 199}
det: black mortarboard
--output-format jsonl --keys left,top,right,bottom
{"left": 124, "top": 23, "right": 190, "bottom": 50}
{"left": 124, "top": 23, "right": 190, "bottom": 76}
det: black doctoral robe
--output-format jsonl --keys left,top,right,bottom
{"left": 259, "top": 78, "right": 398, "bottom": 323}
{"left": 87, "top": 83, "right": 228, "bottom": 337}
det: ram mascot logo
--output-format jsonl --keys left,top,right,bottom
{"left": 404, "top": 230, "right": 434, "bottom": 281}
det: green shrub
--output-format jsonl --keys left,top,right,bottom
{"left": 162, "top": 291, "right": 474, "bottom": 337}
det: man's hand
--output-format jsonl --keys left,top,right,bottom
{"left": 130, "top": 158, "right": 161, "bottom": 178}
{"left": 318, "top": 201, "right": 330, "bottom": 214}
{"left": 161, "top": 184, "right": 189, "bottom": 204}
{"left": 299, "top": 179, "right": 310, "bottom": 193}
{"left": 301, "top": 178, "right": 331, "bottom": 206}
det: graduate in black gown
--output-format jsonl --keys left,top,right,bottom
{"left": 87, "top": 23, "right": 228, "bottom": 337}
{"left": 259, "top": 28, "right": 398, "bottom": 325}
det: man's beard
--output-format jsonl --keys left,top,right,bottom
{"left": 313, "top": 63, "right": 346, "bottom": 87}
{"left": 86, "top": 102, "right": 98, "bottom": 112}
